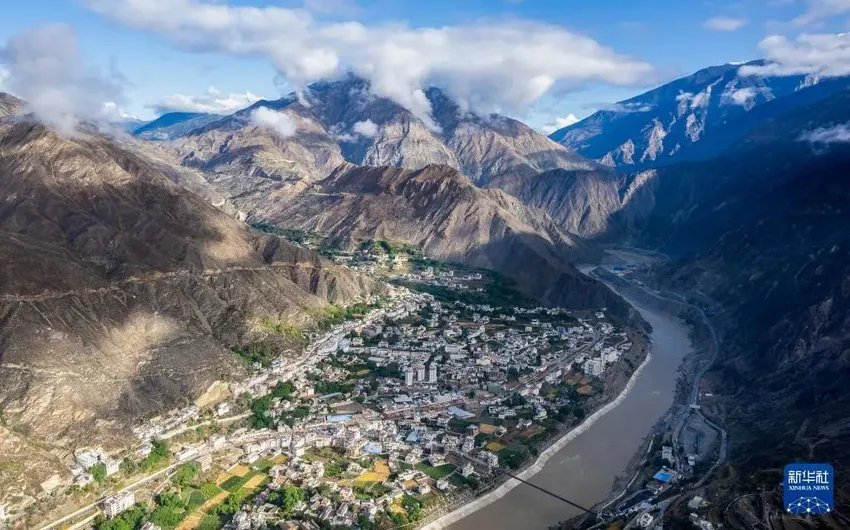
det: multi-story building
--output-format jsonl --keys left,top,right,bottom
{"left": 75, "top": 449, "right": 103, "bottom": 470}
{"left": 428, "top": 364, "right": 438, "bottom": 383}
{"left": 103, "top": 491, "right": 135, "bottom": 519}
{"left": 583, "top": 358, "right": 604, "bottom": 377}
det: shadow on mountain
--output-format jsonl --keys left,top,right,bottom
{"left": 584, "top": 88, "right": 850, "bottom": 522}
{"left": 0, "top": 120, "right": 380, "bottom": 472}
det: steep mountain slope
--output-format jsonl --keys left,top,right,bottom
{"left": 426, "top": 87, "right": 596, "bottom": 185}
{"left": 616, "top": 90, "right": 850, "bottom": 526}
{"left": 134, "top": 111, "right": 221, "bottom": 140}
{"left": 0, "top": 92, "right": 24, "bottom": 118}
{"left": 487, "top": 167, "right": 652, "bottom": 239}
{"left": 160, "top": 77, "right": 592, "bottom": 192}
{"left": 551, "top": 61, "right": 849, "bottom": 168}
{"left": 0, "top": 120, "right": 381, "bottom": 508}
{"left": 256, "top": 163, "right": 632, "bottom": 315}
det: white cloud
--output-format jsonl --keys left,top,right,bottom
{"left": 703, "top": 17, "right": 749, "bottom": 31}
{"left": 0, "top": 67, "right": 8, "bottom": 91}
{"left": 151, "top": 86, "right": 263, "bottom": 115}
{"left": 540, "top": 114, "right": 579, "bottom": 134}
{"left": 88, "top": 0, "right": 653, "bottom": 130}
{"left": 352, "top": 119, "right": 378, "bottom": 137}
{"left": 593, "top": 101, "right": 653, "bottom": 113}
{"left": 101, "top": 101, "right": 140, "bottom": 121}
{"left": 740, "top": 33, "right": 850, "bottom": 78}
{"left": 250, "top": 106, "right": 297, "bottom": 137}
{"left": 800, "top": 123, "right": 850, "bottom": 143}
{"left": 725, "top": 87, "right": 757, "bottom": 105}
{"left": 791, "top": 0, "right": 850, "bottom": 26}
{"left": 0, "top": 24, "right": 125, "bottom": 133}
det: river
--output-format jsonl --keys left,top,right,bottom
{"left": 436, "top": 286, "right": 693, "bottom": 530}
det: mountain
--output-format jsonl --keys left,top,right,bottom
{"left": 425, "top": 87, "right": 596, "bottom": 185}
{"left": 0, "top": 93, "right": 24, "bottom": 118}
{"left": 0, "top": 119, "right": 381, "bottom": 509}
{"left": 255, "top": 163, "right": 633, "bottom": 315}
{"left": 134, "top": 111, "right": 222, "bottom": 140}
{"left": 611, "top": 89, "right": 850, "bottom": 526}
{"left": 163, "top": 76, "right": 594, "bottom": 193}
{"left": 550, "top": 61, "right": 850, "bottom": 168}
{"left": 486, "top": 167, "right": 649, "bottom": 239}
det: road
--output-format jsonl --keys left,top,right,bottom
{"left": 588, "top": 261, "right": 728, "bottom": 527}
{"left": 36, "top": 461, "right": 183, "bottom": 530}
{"left": 159, "top": 412, "right": 251, "bottom": 440}
{"left": 32, "top": 293, "right": 419, "bottom": 530}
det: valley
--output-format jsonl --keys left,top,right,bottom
{"left": 1, "top": 27, "right": 849, "bottom": 530}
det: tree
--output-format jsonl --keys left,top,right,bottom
{"left": 91, "top": 463, "right": 107, "bottom": 483}
{"left": 173, "top": 461, "right": 200, "bottom": 487}
{"left": 94, "top": 505, "right": 147, "bottom": 530}
{"left": 197, "top": 515, "right": 222, "bottom": 530}
{"left": 156, "top": 492, "right": 186, "bottom": 511}
{"left": 151, "top": 506, "right": 184, "bottom": 528}
{"left": 269, "top": 485, "right": 304, "bottom": 515}
{"left": 120, "top": 457, "right": 138, "bottom": 475}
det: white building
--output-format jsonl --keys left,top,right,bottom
{"left": 461, "top": 462, "right": 475, "bottom": 477}
{"left": 661, "top": 445, "right": 674, "bottom": 464}
{"left": 417, "top": 365, "right": 426, "bottom": 382}
{"left": 637, "top": 512, "right": 654, "bottom": 528}
{"left": 583, "top": 358, "right": 604, "bottom": 377}
{"left": 196, "top": 452, "right": 213, "bottom": 472}
{"left": 215, "top": 402, "right": 231, "bottom": 417}
{"left": 405, "top": 368, "right": 415, "bottom": 387}
{"left": 428, "top": 364, "right": 438, "bottom": 383}
{"left": 103, "top": 491, "right": 135, "bottom": 519}
{"left": 104, "top": 459, "right": 121, "bottom": 476}
{"left": 75, "top": 449, "right": 103, "bottom": 470}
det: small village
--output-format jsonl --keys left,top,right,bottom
{"left": 24, "top": 242, "right": 637, "bottom": 530}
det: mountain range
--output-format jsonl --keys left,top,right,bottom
{"left": 550, "top": 61, "right": 850, "bottom": 168}
{"left": 1, "top": 56, "right": 849, "bottom": 527}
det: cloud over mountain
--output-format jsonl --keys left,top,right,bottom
{"left": 540, "top": 114, "right": 579, "bottom": 134}
{"left": 740, "top": 33, "right": 850, "bottom": 78}
{"left": 250, "top": 107, "right": 298, "bottom": 137}
{"left": 150, "top": 86, "right": 263, "bottom": 114}
{"left": 800, "top": 123, "right": 850, "bottom": 143}
{"left": 88, "top": 0, "right": 653, "bottom": 128}
{"left": 0, "top": 24, "right": 125, "bottom": 133}
{"left": 352, "top": 119, "right": 378, "bottom": 137}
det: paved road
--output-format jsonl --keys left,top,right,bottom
{"left": 625, "top": 277, "right": 729, "bottom": 486}
{"left": 36, "top": 461, "right": 183, "bottom": 530}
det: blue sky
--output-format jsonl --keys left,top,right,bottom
{"left": 1, "top": 0, "right": 847, "bottom": 130}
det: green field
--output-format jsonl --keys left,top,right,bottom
{"left": 416, "top": 463, "right": 456, "bottom": 480}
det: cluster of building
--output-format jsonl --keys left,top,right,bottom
{"left": 72, "top": 279, "right": 638, "bottom": 529}
{"left": 69, "top": 448, "right": 122, "bottom": 487}
{"left": 400, "top": 267, "right": 485, "bottom": 292}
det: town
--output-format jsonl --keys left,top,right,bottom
{"left": 15, "top": 248, "right": 637, "bottom": 530}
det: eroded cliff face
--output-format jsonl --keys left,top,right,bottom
{"left": 250, "top": 163, "right": 630, "bottom": 317}
{"left": 614, "top": 90, "right": 850, "bottom": 527}
{"left": 160, "top": 77, "right": 594, "bottom": 199}
{"left": 0, "top": 121, "right": 382, "bottom": 508}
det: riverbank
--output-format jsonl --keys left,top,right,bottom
{"left": 422, "top": 347, "right": 654, "bottom": 529}
{"left": 548, "top": 267, "right": 725, "bottom": 529}
{"left": 432, "top": 266, "right": 695, "bottom": 530}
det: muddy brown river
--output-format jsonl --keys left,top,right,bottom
{"left": 437, "top": 294, "right": 692, "bottom": 530}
